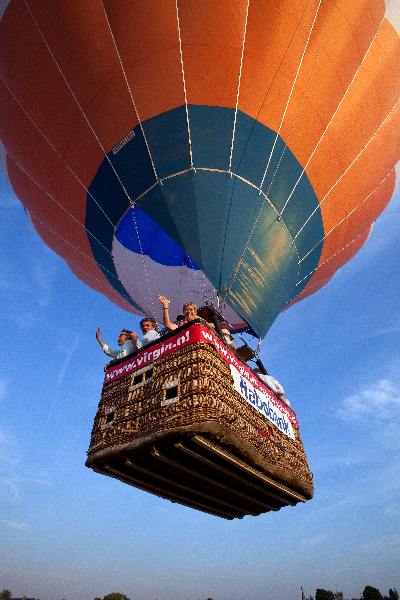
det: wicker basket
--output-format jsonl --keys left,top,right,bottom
{"left": 87, "top": 331, "right": 313, "bottom": 519}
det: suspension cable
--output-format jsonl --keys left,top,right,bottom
{"left": 99, "top": 0, "right": 160, "bottom": 183}
{"left": 228, "top": 0, "right": 250, "bottom": 173}
{"left": 175, "top": 0, "right": 195, "bottom": 170}
{"left": 23, "top": 0, "right": 158, "bottom": 318}
{"left": 220, "top": 0, "right": 322, "bottom": 304}
{"left": 258, "top": 0, "right": 322, "bottom": 192}
{"left": 279, "top": 14, "right": 386, "bottom": 219}
{"left": 0, "top": 75, "right": 114, "bottom": 227}
{"left": 292, "top": 96, "right": 399, "bottom": 244}
{"left": 24, "top": 207, "right": 141, "bottom": 309}
{"left": 298, "top": 170, "right": 394, "bottom": 265}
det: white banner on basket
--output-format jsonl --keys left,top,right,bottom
{"left": 230, "top": 365, "right": 295, "bottom": 440}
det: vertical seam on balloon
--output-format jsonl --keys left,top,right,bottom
{"left": 220, "top": 189, "right": 301, "bottom": 303}
{"left": 217, "top": 0, "right": 323, "bottom": 313}
{"left": 23, "top": 0, "right": 158, "bottom": 321}
{"left": 226, "top": 0, "right": 312, "bottom": 191}
{"left": 99, "top": 0, "right": 160, "bottom": 184}
{"left": 126, "top": 209, "right": 157, "bottom": 319}
{"left": 0, "top": 74, "right": 115, "bottom": 228}
{"left": 228, "top": 0, "right": 250, "bottom": 173}
{"left": 262, "top": 8, "right": 334, "bottom": 204}
{"left": 122, "top": 206, "right": 158, "bottom": 319}
{"left": 100, "top": 2, "right": 161, "bottom": 319}
{"left": 292, "top": 96, "right": 400, "bottom": 244}
{"left": 9, "top": 156, "right": 111, "bottom": 255}
{"left": 333, "top": 0, "right": 387, "bottom": 133}
{"left": 187, "top": 254, "right": 209, "bottom": 302}
{"left": 279, "top": 14, "right": 386, "bottom": 219}
{"left": 98, "top": 2, "right": 161, "bottom": 320}
{"left": 175, "top": 0, "right": 195, "bottom": 170}
{"left": 205, "top": 1, "right": 314, "bottom": 297}
{"left": 177, "top": 253, "right": 187, "bottom": 315}
{"left": 258, "top": 0, "right": 323, "bottom": 192}
{"left": 298, "top": 170, "right": 394, "bottom": 265}
{"left": 218, "top": 180, "right": 301, "bottom": 305}
{"left": 23, "top": 1, "right": 135, "bottom": 210}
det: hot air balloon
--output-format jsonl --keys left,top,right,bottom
{"left": 1, "top": 0, "right": 399, "bottom": 518}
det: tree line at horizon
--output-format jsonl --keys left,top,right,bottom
{"left": 0, "top": 587, "right": 398, "bottom": 600}
{"left": 303, "top": 587, "right": 399, "bottom": 600}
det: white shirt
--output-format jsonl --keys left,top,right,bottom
{"left": 136, "top": 329, "right": 160, "bottom": 350}
{"left": 103, "top": 339, "right": 134, "bottom": 359}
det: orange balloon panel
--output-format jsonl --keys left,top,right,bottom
{"left": 0, "top": 0, "right": 399, "bottom": 337}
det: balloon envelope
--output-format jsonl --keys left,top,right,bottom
{"left": 1, "top": 0, "right": 399, "bottom": 337}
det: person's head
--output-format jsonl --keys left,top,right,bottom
{"left": 176, "top": 314, "right": 185, "bottom": 324}
{"left": 140, "top": 318, "right": 157, "bottom": 334}
{"left": 118, "top": 329, "right": 132, "bottom": 345}
{"left": 183, "top": 302, "right": 197, "bottom": 321}
{"left": 222, "top": 328, "right": 233, "bottom": 341}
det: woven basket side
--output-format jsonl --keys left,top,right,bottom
{"left": 88, "top": 343, "right": 312, "bottom": 491}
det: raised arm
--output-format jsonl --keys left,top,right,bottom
{"left": 96, "top": 326, "right": 119, "bottom": 358}
{"left": 96, "top": 326, "right": 106, "bottom": 351}
{"left": 158, "top": 295, "right": 177, "bottom": 330}
{"left": 130, "top": 331, "right": 142, "bottom": 351}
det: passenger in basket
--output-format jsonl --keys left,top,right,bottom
{"left": 130, "top": 317, "right": 160, "bottom": 350}
{"left": 158, "top": 295, "right": 215, "bottom": 331}
{"left": 254, "top": 369, "right": 291, "bottom": 407}
{"left": 96, "top": 327, "right": 134, "bottom": 360}
{"left": 175, "top": 314, "right": 185, "bottom": 326}
{"left": 219, "top": 320, "right": 237, "bottom": 350}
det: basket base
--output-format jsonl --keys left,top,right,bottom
{"left": 86, "top": 424, "right": 310, "bottom": 519}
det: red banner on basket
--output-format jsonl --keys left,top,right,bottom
{"left": 104, "top": 323, "right": 297, "bottom": 425}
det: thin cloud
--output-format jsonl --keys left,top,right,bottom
{"left": 385, "top": 506, "right": 400, "bottom": 517}
{"left": 0, "top": 378, "right": 20, "bottom": 500}
{"left": 375, "top": 323, "right": 400, "bottom": 337}
{"left": 0, "top": 416, "right": 49, "bottom": 501}
{"left": 367, "top": 315, "right": 400, "bottom": 338}
{"left": 0, "top": 377, "right": 7, "bottom": 401}
{"left": 0, "top": 273, "right": 28, "bottom": 292}
{"left": 0, "top": 423, "right": 19, "bottom": 467}
{"left": 337, "top": 378, "right": 400, "bottom": 422}
{"left": 3, "top": 476, "right": 20, "bottom": 499}
{"left": 0, "top": 184, "right": 59, "bottom": 329}
{"left": 1, "top": 519, "right": 27, "bottom": 530}
{"left": 56, "top": 333, "right": 81, "bottom": 385}
{"left": 31, "top": 261, "right": 56, "bottom": 310}
{"left": 314, "top": 453, "right": 368, "bottom": 473}
{"left": 1, "top": 473, "right": 51, "bottom": 501}
{"left": 360, "top": 531, "right": 400, "bottom": 553}
{"left": 0, "top": 428, "right": 11, "bottom": 447}
{"left": 5, "top": 256, "right": 59, "bottom": 329}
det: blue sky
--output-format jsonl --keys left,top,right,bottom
{"left": 1, "top": 172, "right": 399, "bottom": 600}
